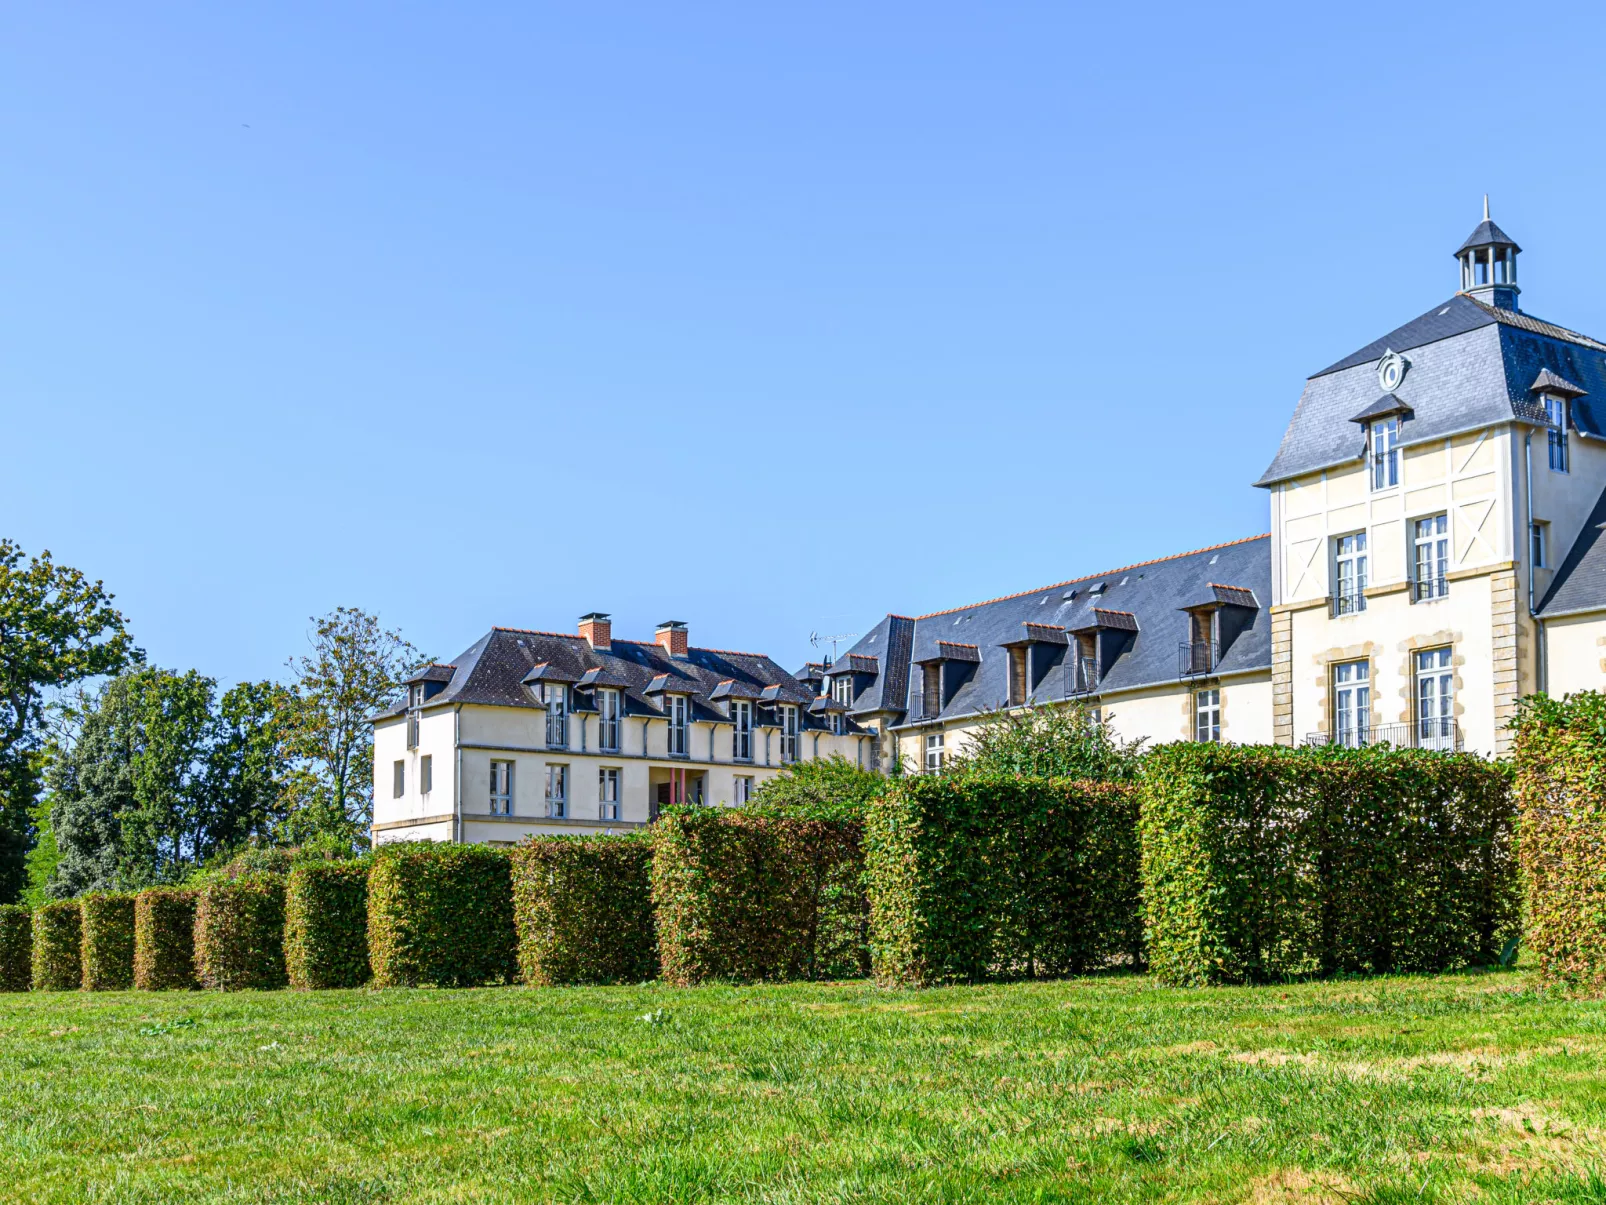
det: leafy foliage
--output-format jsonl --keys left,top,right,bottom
{"left": 367, "top": 844, "right": 516, "bottom": 988}
{"left": 285, "top": 861, "right": 371, "bottom": 989}
{"left": 651, "top": 808, "right": 867, "bottom": 985}
{"left": 750, "top": 754, "right": 888, "bottom": 821}
{"left": 948, "top": 703, "right": 1142, "bottom": 781}
{"left": 865, "top": 774, "right": 1141, "bottom": 988}
{"left": 0, "top": 540, "right": 138, "bottom": 904}
{"left": 134, "top": 888, "right": 197, "bottom": 990}
{"left": 194, "top": 875, "right": 288, "bottom": 990}
{"left": 0, "top": 904, "right": 30, "bottom": 991}
{"left": 511, "top": 835, "right": 656, "bottom": 985}
{"left": 1138, "top": 743, "right": 1516, "bottom": 987}
{"left": 31, "top": 899, "right": 81, "bottom": 990}
{"left": 79, "top": 891, "right": 136, "bottom": 990}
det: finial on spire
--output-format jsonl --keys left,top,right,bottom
{"left": 1483, "top": 194, "right": 1490, "bottom": 221}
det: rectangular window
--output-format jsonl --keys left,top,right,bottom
{"left": 598, "top": 768, "right": 620, "bottom": 820}
{"left": 545, "top": 685, "right": 568, "bottom": 749}
{"left": 732, "top": 700, "right": 752, "bottom": 761}
{"left": 1412, "top": 514, "right": 1449, "bottom": 601}
{"left": 734, "top": 775, "right": 754, "bottom": 804}
{"left": 829, "top": 711, "right": 843, "bottom": 735}
{"left": 666, "top": 695, "right": 688, "bottom": 756}
{"left": 420, "top": 754, "right": 432, "bottom": 795}
{"left": 1008, "top": 646, "right": 1028, "bottom": 706}
{"left": 490, "top": 760, "right": 513, "bottom": 816}
{"left": 1531, "top": 521, "right": 1548, "bottom": 569}
{"left": 392, "top": 760, "right": 405, "bottom": 799}
{"left": 1333, "top": 532, "right": 1368, "bottom": 615}
{"left": 1194, "top": 689, "right": 1221, "bottom": 743}
{"left": 598, "top": 689, "right": 621, "bottom": 752}
{"left": 407, "top": 711, "right": 420, "bottom": 750}
{"left": 1333, "top": 660, "right": 1371, "bottom": 748}
{"left": 1370, "top": 418, "right": 1399, "bottom": 490}
{"left": 832, "top": 675, "right": 852, "bottom": 705}
{"left": 545, "top": 764, "right": 568, "bottom": 819}
{"left": 1548, "top": 397, "right": 1569, "bottom": 472}
{"left": 925, "top": 732, "right": 945, "bottom": 772}
{"left": 922, "top": 663, "right": 941, "bottom": 718}
{"left": 779, "top": 705, "right": 798, "bottom": 763}
{"left": 1415, "top": 647, "right": 1455, "bottom": 751}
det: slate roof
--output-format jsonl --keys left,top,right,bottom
{"left": 405, "top": 663, "right": 456, "bottom": 685}
{"left": 376, "top": 627, "right": 849, "bottom": 732}
{"left": 1457, "top": 218, "right": 1520, "bottom": 254}
{"left": 1532, "top": 368, "right": 1586, "bottom": 397}
{"left": 1258, "top": 296, "right": 1606, "bottom": 487}
{"left": 832, "top": 535, "right": 1272, "bottom": 726}
{"left": 1538, "top": 486, "right": 1606, "bottom": 618}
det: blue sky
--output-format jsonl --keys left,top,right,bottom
{"left": 6, "top": 2, "right": 1606, "bottom": 681}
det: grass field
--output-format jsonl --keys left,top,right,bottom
{"left": 3, "top": 971, "right": 1606, "bottom": 1203}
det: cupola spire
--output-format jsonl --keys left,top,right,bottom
{"left": 1455, "top": 198, "right": 1521, "bottom": 310}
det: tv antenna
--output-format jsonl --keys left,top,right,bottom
{"left": 809, "top": 630, "right": 859, "bottom": 664}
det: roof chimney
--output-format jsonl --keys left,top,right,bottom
{"left": 655, "top": 620, "right": 689, "bottom": 659}
{"left": 579, "top": 612, "right": 612, "bottom": 652}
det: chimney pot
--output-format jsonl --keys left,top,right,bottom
{"left": 655, "top": 620, "right": 689, "bottom": 659}
{"left": 579, "top": 612, "right": 612, "bottom": 651}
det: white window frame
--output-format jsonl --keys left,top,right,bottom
{"left": 1332, "top": 531, "right": 1368, "bottom": 615}
{"left": 779, "top": 705, "right": 799, "bottom": 763}
{"left": 832, "top": 675, "right": 852, "bottom": 705}
{"left": 925, "top": 731, "right": 944, "bottom": 772}
{"left": 734, "top": 775, "right": 754, "bottom": 804}
{"left": 1547, "top": 396, "right": 1569, "bottom": 472}
{"left": 1194, "top": 688, "right": 1221, "bottom": 743}
{"left": 1531, "top": 520, "right": 1548, "bottom": 570}
{"left": 1369, "top": 418, "right": 1399, "bottom": 491}
{"left": 1412, "top": 513, "right": 1449, "bottom": 601}
{"left": 830, "top": 711, "right": 843, "bottom": 735}
{"left": 598, "top": 767, "right": 620, "bottom": 821}
{"left": 1415, "top": 647, "right": 1455, "bottom": 751}
{"left": 732, "top": 700, "right": 752, "bottom": 761}
{"left": 597, "top": 688, "right": 621, "bottom": 752}
{"left": 490, "top": 760, "right": 513, "bottom": 816}
{"left": 545, "top": 764, "right": 568, "bottom": 819}
{"left": 1333, "top": 660, "right": 1371, "bottom": 748}
{"left": 545, "top": 684, "right": 568, "bottom": 750}
{"left": 666, "top": 695, "right": 688, "bottom": 757}
{"left": 392, "top": 759, "right": 405, "bottom": 799}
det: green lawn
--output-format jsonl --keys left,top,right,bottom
{"left": 3, "top": 971, "right": 1606, "bottom": 1203}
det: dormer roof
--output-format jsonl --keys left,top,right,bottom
{"left": 1531, "top": 368, "right": 1586, "bottom": 398}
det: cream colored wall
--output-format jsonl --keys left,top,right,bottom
{"left": 371, "top": 709, "right": 456, "bottom": 829}
{"left": 1524, "top": 430, "right": 1606, "bottom": 609}
{"left": 1544, "top": 611, "right": 1606, "bottom": 698}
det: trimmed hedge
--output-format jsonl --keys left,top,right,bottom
{"left": 1139, "top": 743, "right": 1515, "bottom": 987}
{"left": 286, "top": 861, "right": 371, "bottom": 989}
{"left": 194, "top": 874, "right": 288, "bottom": 990}
{"left": 80, "top": 892, "right": 136, "bottom": 990}
{"left": 368, "top": 844, "right": 516, "bottom": 988}
{"left": 652, "top": 808, "right": 867, "bottom": 986}
{"left": 1514, "top": 692, "right": 1606, "bottom": 993}
{"left": 135, "top": 889, "right": 198, "bottom": 991}
{"left": 865, "top": 775, "right": 1141, "bottom": 988}
{"left": 511, "top": 835, "right": 656, "bottom": 985}
{"left": 0, "top": 905, "right": 31, "bottom": 992}
{"left": 32, "top": 900, "right": 82, "bottom": 991}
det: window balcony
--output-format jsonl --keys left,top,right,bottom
{"left": 1412, "top": 576, "right": 1449, "bottom": 603}
{"left": 1329, "top": 590, "right": 1366, "bottom": 617}
{"left": 1068, "top": 655, "right": 1099, "bottom": 695}
{"left": 1304, "top": 720, "right": 1461, "bottom": 751}
{"left": 1179, "top": 641, "right": 1217, "bottom": 678}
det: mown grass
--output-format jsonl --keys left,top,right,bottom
{"left": 2, "top": 970, "right": 1605, "bottom": 1203}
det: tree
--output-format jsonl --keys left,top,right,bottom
{"left": 750, "top": 754, "right": 888, "bottom": 820}
{"left": 0, "top": 540, "right": 138, "bottom": 901}
{"left": 282, "top": 608, "right": 419, "bottom": 847}
{"left": 949, "top": 703, "right": 1143, "bottom": 782}
{"left": 207, "top": 680, "right": 293, "bottom": 853}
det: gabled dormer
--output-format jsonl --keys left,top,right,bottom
{"left": 1179, "top": 584, "right": 1259, "bottom": 677}
{"left": 1066, "top": 610, "right": 1138, "bottom": 695}
{"left": 914, "top": 641, "right": 980, "bottom": 719}
{"left": 997, "top": 622, "right": 1069, "bottom": 705}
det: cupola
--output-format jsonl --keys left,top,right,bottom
{"left": 1455, "top": 196, "right": 1520, "bottom": 311}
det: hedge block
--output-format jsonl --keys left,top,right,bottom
{"left": 135, "top": 889, "right": 198, "bottom": 991}
{"left": 32, "top": 900, "right": 82, "bottom": 991}
{"left": 0, "top": 905, "right": 31, "bottom": 992}
{"left": 866, "top": 775, "right": 1141, "bottom": 988}
{"left": 368, "top": 844, "right": 515, "bottom": 988}
{"left": 195, "top": 875, "right": 288, "bottom": 990}
{"left": 286, "top": 862, "right": 371, "bottom": 989}
{"left": 651, "top": 808, "right": 866, "bottom": 986}
{"left": 80, "top": 892, "right": 136, "bottom": 990}
{"left": 511, "top": 835, "right": 656, "bottom": 986}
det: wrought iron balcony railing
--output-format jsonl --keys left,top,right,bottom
{"left": 1068, "top": 655, "right": 1099, "bottom": 695}
{"left": 1412, "top": 575, "right": 1449, "bottom": 603}
{"left": 1179, "top": 641, "right": 1217, "bottom": 678}
{"left": 1304, "top": 719, "right": 1461, "bottom": 751}
{"left": 1329, "top": 590, "right": 1366, "bottom": 617}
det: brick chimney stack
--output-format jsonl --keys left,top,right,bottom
{"left": 579, "top": 612, "right": 612, "bottom": 651}
{"left": 655, "top": 620, "right": 689, "bottom": 659}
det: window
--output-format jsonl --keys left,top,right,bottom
{"left": 420, "top": 755, "right": 433, "bottom": 795}
{"left": 1370, "top": 418, "right": 1399, "bottom": 490}
{"left": 925, "top": 732, "right": 945, "bottom": 772}
{"left": 922, "top": 663, "right": 941, "bottom": 718}
{"left": 545, "top": 765, "right": 568, "bottom": 819}
{"left": 1333, "top": 660, "right": 1371, "bottom": 748}
{"left": 1531, "top": 521, "right": 1548, "bottom": 569}
{"left": 1194, "top": 689, "right": 1221, "bottom": 743}
{"left": 1547, "top": 397, "right": 1569, "bottom": 472}
{"left": 829, "top": 711, "right": 843, "bottom": 736}
{"left": 392, "top": 760, "right": 405, "bottom": 799}
{"left": 490, "top": 760, "right": 513, "bottom": 816}
{"left": 598, "top": 768, "right": 620, "bottom": 820}
{"left": 406, "top": 684, "right": 424, "bottom": 749}
{"left": 598, "top": 689, "right": 621, "bottom": 752}
{"left": 779, "top": 705, "right": 798, "bottom": 763}
{"left": 1415, "top": 648, "right": 1455, "bottom": 751}
{"left": 732, "top": 700, "right": 752, "bottom": 761}
{"left": 1333, "top": 532, "right": 1368, "bottom": 615}
{"left": 1008, "top": 646, "right": 1028, "bottom": 706}
{"left": 1412, "top": 514, "right": 1449, "bottom": 601}
{"left": 734, "top": 775, "right": 754, "bottom": 804}
{"left": 545, "top": 685, "right": 568, "bottom": 749}
{"left": 832, "top": 675, "right": 852, "bottom": 705}
{"left": 666, "top": 695, "right": 688, "bottom": 756}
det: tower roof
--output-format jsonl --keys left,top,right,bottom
{"left": 1456, "top": 197, "right": 1520, "bottom": 255}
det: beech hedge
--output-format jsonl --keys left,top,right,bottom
{"left": 1513, "top": 692, "right": 1606, "bottom": 993}
{"left": 135, "top": 888, "right": 198, "bottom": 990}
{"left": 32, "top": 900, "right": 82, "bottom": 991}
{"left": 285, "top": 861, "right": 371, "bottom": 989}
{"left": 1139, "top": 743, "right": 1515, "bottom": 986}
{"left": 651, "top": 807, "right": 867, "bottom": 985}
{"left": 865, "top": 774, "right": 1141, "bottom": 988}
{"left": 80, "top": 892, "right": 136, "bottom": 990}
{"left": 511, "top": 835, "right": 656, "bottom": 986}
{"left": 368, "top": 844, "right": 516, "bottom": 988}
{"left": 0, "top": 905, "right": 30, "bottom": 992}
{"left": 194, "top": 874, "right": 288, "bottom": 990}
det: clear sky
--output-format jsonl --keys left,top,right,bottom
{"left": 6, "top": 2, "right": 1606, "bottom": 681}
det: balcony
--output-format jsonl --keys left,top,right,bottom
{"left": 1068, "top": 655, "right": 1099, "bottom": 695}
{"left": 1304, "top": 719, "right": 1462, "bottom": 752}
{"left": 1412, "top": 576, "right": 1449, "bottom": 603}
{"left": 1179, "top": 641, "right": 1217, "bottom": 678}
{"left": 1329, "top": 590, "right": 1366, "bottom": 617}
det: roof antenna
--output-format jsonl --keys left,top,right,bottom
{"left": 1483, "top": 194, "right": 1490, "bottom": 221}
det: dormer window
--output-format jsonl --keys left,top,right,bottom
{"left": 1546, "top": 396, "right": 1569, "bottom": 472}
{"left": 544, "top": 684, "right": 568, "bottom": 750}
{"left": 921, "top": 663, "right": 941, "bottom": 718}
{"left": 1369, "top": 418, "right": 1399, "bottom": 490}
{"left": 732, "top": 700, "right": 753, "bottom": 761}
{"left": 665, "top": 694, "right": 688, "bottom": 756}
{"left": 832, "top": 675, "right": 852, "bottom": 706}
{"left": 406, "top": 684, "right": 424, "bottom": 749}
{"left": 597, "top": 688, "right": 621, "bottom": 752}
{"left": 778, "top": 705, "right": 799, "bottom": 763}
